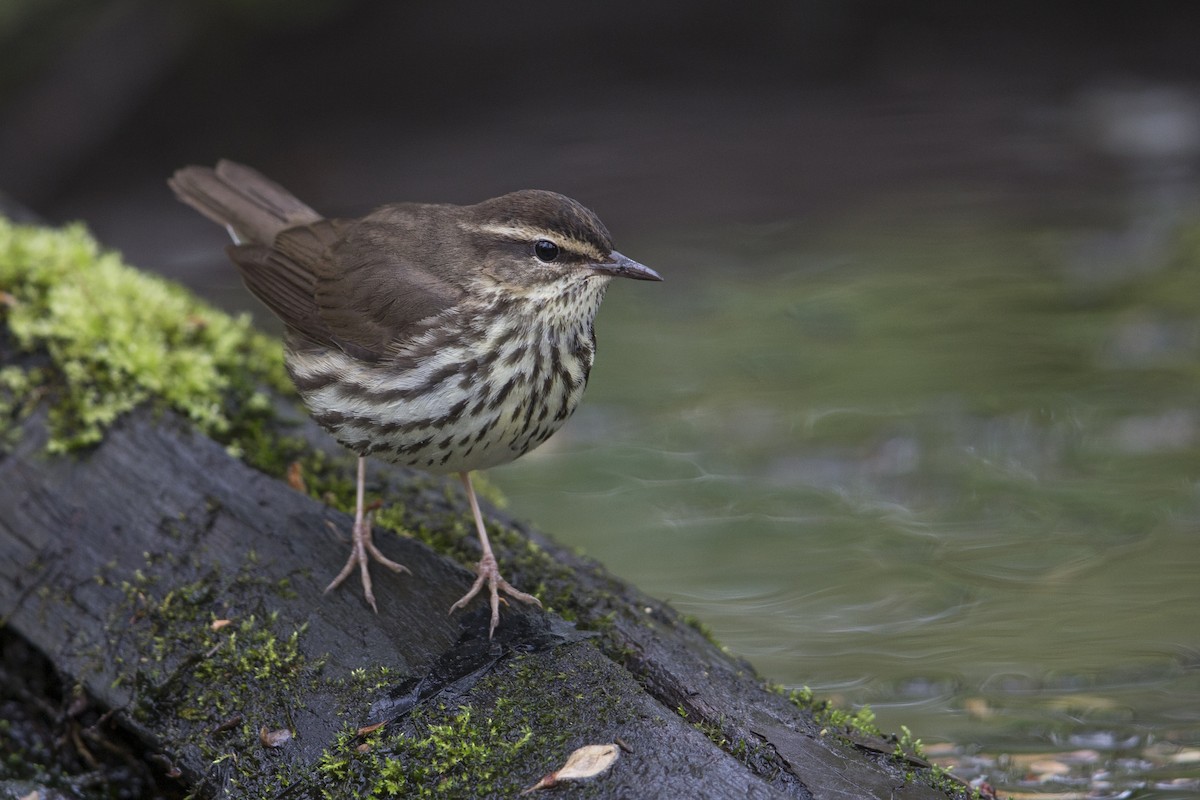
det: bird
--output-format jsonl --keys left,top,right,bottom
{"left": 169, "top": 160, "right": 660, "bottom": 637}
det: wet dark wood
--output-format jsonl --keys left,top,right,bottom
{"left": 0, "top": 371, "right": 964, "bottom": 799}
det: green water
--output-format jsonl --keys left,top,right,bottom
{"left": 491, "top": 206, "right": 1200, "bottom": 796}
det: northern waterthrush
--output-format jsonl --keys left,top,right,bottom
{"left": 169, "top": 160, "right": 660, "bottom": 636}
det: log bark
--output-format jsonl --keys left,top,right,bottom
{"left": 0, "top": 322, "right": 967, "bottom": 799}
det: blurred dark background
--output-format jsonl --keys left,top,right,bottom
{"left": 4, "top": 0, "right": 1200, "bottom": 285}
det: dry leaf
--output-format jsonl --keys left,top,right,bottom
{"left": 357, "top": 721, "right": 387, "bottom": 736}
{"left": 522, "top": 743, "right": 619, "bottom": 794}
{"left": 286, "top": 461, "right": 307, "bottom": 492}
{"left": 259, "top": 726, "right": 292, "bottom": 748}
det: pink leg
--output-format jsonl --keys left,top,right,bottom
{"left": 448, "top": 471, "right": 541, "bottom": 637}
{"left": 325, "top": 456, "right": 409, "bottom": 611}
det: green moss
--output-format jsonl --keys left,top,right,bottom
{"left": 681, "top": 614, "right": 722, "bottom": 648}
{"left": 294, "top": 447, "right": 362, "bottom": 513}
{"left": 895, "top": 724, "right": 923, "bottom": 759}
{"left": 776, "top": 685, "right": 980, "bottom": 798}
{"left": 779, "top": 684, "right": 881, "bottom": 737}
{"left": 0, "top": 362, "right": 39, "bottom": 446}
{"left": 688, "top": 712, "right": 767, "bottom": 766}
{"left": 109, "top": 552, "right": 331, "bottom": 795}
{"left": 319, "top": 705, "right": 534, "bottom": 798}
{"left": 0, "top": 216, "right": 289, "bottom": 455}
{"left": 117, "top": 560, "right": 324, "bottom": 712}
{"left": 316, "top": 648, "right": 624, "bottom": 798}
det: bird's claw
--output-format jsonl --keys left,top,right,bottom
{"left": 449, "top": 553, "right": 541, "bottom": 637}
{"left": 325, "top": 513, "right": 409, "bottom": 613}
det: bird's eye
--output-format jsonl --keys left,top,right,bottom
{"left": 533, "top": 239, "right": 560, "bottom": 263}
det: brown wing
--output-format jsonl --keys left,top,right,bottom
{"left": 228, "top": 210, "right": 463, "bottom": 361}
{"left": 308, "top": 207, "right": 464, "bottom": 359}
{"left": 226, "top": 219, "right": 347, "bottom": 351}
{"left": 174, "top": 162, "right": 464, "bottom": 360}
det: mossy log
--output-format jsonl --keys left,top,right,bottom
{"left": 0, "top": 218, "right": 968, "bottom": 798}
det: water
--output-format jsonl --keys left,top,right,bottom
{"left": 491, "top": 203, "right": 1200, "bottom": 797}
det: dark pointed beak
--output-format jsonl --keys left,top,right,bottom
{"left": 594, "top": 251, "right": 662, "bottom": 281}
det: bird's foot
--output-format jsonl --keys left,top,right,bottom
{"left": 448, "top": 552, "right": 542, "bottom": 638}
{"left": 325, "top": 513, "right": 409, "bottom": 612}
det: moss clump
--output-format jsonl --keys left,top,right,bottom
{"left": 781, "top": 684, "right": 881, "bottom": 737}
{"left": 316, "top": 647, "right": 626, "bottom": 798}
{"left": 116, "top": 559, "right": 323, "bottom": 717}
{"left": 0, "top": 216, "right": 290, "bottom": 454}
{"left": 319, "top": 705, "right": 534, "bottom": 798}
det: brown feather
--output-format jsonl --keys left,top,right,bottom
{"left": 314, "top": 207, "right": 465, "bottom": 357}
{"left": 224, "top": 243, "right": 331, "bottom": 347}
{"left": 168, "top": 160, "right": 321, "bottom": 245}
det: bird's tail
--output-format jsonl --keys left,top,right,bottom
{"left": 169, "top": 160, "right": 321, "bottom": 245}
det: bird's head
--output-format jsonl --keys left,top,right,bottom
{"left": 459, "top": 190, "right": 660, "bottom": 296}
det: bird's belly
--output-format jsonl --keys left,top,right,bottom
{"left": 286, "top": 327, "right": 593, "bottom": 474}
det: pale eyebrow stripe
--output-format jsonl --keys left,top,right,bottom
{"left": 462, "top": 221, "right": 607, "bottom": 261}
